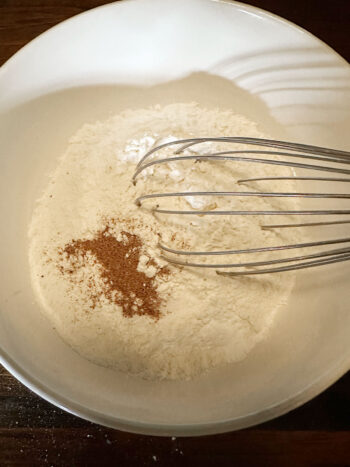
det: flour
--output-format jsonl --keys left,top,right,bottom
{"left": 28, "top": 103, "right": 303, "bottom": 380}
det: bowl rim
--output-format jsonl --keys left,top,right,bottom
{"left": 1, "top": 0, "right": 349, "bottom": 436}
{"left": 1, "top": 345, "right": 349, "bottom": 436}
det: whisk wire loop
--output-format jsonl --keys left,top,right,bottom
{"left": 134, "top": 137, "right": 350, "bottom": 275}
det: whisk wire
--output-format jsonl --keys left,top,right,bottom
{"left": 134, "top": 137, "right": 350, "bottom": 275}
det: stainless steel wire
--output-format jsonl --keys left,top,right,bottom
{"left": 133, "top": 137, "right": 350, "bottom": 275}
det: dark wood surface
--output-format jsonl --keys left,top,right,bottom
{"left": 1, "top": 1, "right": 350, "bottom": 465}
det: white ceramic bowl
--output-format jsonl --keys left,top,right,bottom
{"left": 1, "top": 0, "right": 350, "bottom": 436}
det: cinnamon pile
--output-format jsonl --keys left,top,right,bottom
{"left": 59, "top": 225, "right": 168, "bottom": 319}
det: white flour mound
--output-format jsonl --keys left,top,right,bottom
{"left": 29, "top": 103, "right": 302, "bottom": 380}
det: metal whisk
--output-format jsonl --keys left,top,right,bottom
{"left": 132, "top": 137, "right": 350, "bottom": 275}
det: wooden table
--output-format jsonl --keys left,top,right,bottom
{"left": 1, "top": 1, "right": 349, "bottom": 465}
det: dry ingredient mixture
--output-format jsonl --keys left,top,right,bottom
{"left": 29, "top": 103, "right": 303, "bottom": 380}
{"left": 60, "top": 225, "right": 169, "bottom": 318}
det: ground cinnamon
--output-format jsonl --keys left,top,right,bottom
{"left": 59, "top": 225, "right": 168, "bottom": 319}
